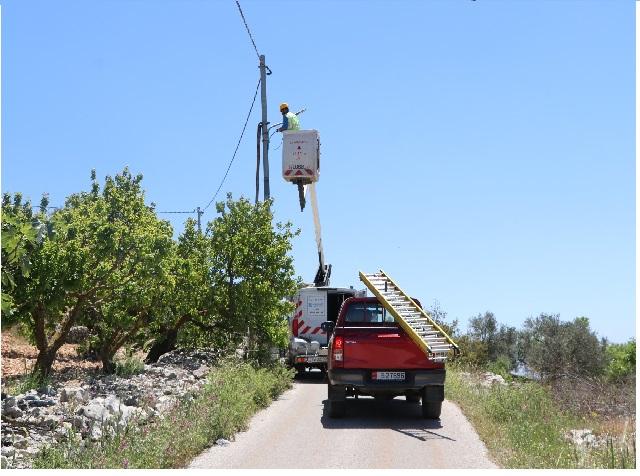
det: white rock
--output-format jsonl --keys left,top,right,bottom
{"left": 566, "top": 429, "right": 598, "bottom": 447}
{"left": 104, "top": 395, "right": 122, "bottom": 413}
{"left": 1, "top": 455, "right": 8, "bottom": 469}
{"left": 480, "top": 372, "right": 507, "bottom": 387}
{"left": 89, "top": 424, "right": 102, "bottom": 441}
{"left": 80, "top": 402, "right": 109, "bottom": 421}
{"left": 60, "top": 387, "right": 90, "bottom": 404}
{"left": 192, "top": 367, "right": 208, "bottom": 379}
{"left": 216, "top": 438, "right": 231, "bottom": 447}
{"left": 12, "top": 435, "right": 28, "bottom": 449}
{"left": 1, "top": 446, "right": 15, "bottom": 457}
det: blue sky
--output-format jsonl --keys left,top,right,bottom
{"left": 2, "top": 0, "right": 635, "bottom": 342}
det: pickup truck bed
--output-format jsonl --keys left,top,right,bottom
{"left": 325, "top": 297, "right": 446, "bottom": 418}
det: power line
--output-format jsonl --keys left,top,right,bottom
{"left": 202, "top": 77, "right": 261, "bottom": 211}
{"left": 157, "top": 210, "right": 195, "bottom": 214}
{"left": 235, "top": 1, "right": 260, "bottom": 60}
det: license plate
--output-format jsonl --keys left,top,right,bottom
{"left": 306, "top": 356, "right": 326, "bottom": 363}
{"left": 372, "top": 371, "right": 405, "bottom": 381}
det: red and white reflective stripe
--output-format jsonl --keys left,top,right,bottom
{"left": 296, "top": 322, "right": 325, "bottom": 335}
{"left": 284, "top": 170, "right": 292, "bottom": 176}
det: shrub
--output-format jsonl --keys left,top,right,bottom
{"left": 605, "top": 339, "right": 635, "bottom": 382}
{"left": 115, "top": 354, "right": 145, "bottom": 377}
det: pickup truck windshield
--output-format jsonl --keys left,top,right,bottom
{"left": 343, "top": 302, "right": 396, "bottom": 326}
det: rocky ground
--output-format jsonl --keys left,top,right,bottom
{"left": 1, "top": 331, "right": 101, "bottom": 378}
{"left": 1, "top": 349, "right": 219, "bottom": 469}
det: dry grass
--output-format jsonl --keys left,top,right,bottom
{"left": 446, "top": 365, "right": 636, "bottom": 468}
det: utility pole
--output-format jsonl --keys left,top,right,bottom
{"left": 196, "top": 206, "right": 203, "bottom": 233}
{"left": 259, "top": 54, "right": 270, "bottom": 201}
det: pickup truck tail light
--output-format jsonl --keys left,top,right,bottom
{"left": 333, "top": 336, "right": 344, "bottom": 366}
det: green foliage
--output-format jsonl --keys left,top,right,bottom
{"left": 33, "top": 360, "right": 294, "bottom": 469}
{"left": 1, "top": 193, "right": 48, "bottom": 321}
{"left": 456, "top": 335, "right": 489, "bottom": 368}
{"left": 81, "top": 169, "right": 175, "bottom": 372}
{"left": 182, "top": 194, "right": 299, "bottom": 363}
{"left": 604, "top": 339, "right": 635, "bottom": 381}
{"left": 10, "top": 168, "right": 175, "bottom": 375}
{"left": 4, "top": 371, "right": 51, "bottom": 395}
{"left": 486, "top": 355, "right": 512, "bottom": 379}
{"left": 521, "top": 314, "right": 606, "bottom": 379}
{"left": 115, "top": 354, "right": 145, "bottom": 377}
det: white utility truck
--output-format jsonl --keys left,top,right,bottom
{"left": 287, "top": 286, "right": 363, "bottom": 373}
{"left": 281, "top": 129, "right": 364, "bottom": 372}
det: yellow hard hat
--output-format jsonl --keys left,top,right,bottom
{"left": 279, "top": 102, "right": 289, "bottom": 112}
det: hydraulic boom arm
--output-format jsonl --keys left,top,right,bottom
{"left": 308, "top": 182, "right": 331, "bottom": 286}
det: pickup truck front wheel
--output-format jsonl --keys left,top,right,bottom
{"left": 328, "top": 384, "right": 346, "bottom": 418}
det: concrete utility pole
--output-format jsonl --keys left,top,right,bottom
{"left": 196, "top": 206, "right": 203, "bottom": 233}
{"left": 259, "top": 54, "right": 270, "bottom": 201}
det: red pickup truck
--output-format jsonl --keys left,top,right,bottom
{"left": 322, "top": 296, "right": 445, "bottom": 419}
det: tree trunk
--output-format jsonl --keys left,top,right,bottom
{"left": 32, "top": 299, "right": 83, "bottom": 377}
{"left": 144, "top": 314, "right": 191, "bottom": 363}
{"left": 33, "top": 349, "right": 57, "bottom": 379}
{"left": 145, "top": 328, "right": 179, "bottom": 364}
{"left": 101, "top": 355, "right": 117, "bottom": 374}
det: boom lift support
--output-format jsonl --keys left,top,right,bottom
{"left": 282, "top": 129, "right": 331, "bottom": 287}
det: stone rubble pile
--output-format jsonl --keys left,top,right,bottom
{"left": 564, "top": 428, "right": 604, "bottom": 449}
{"left": 1, "top": 349, "right": 219, "bottom": 469}
{"left": 479, "top": 372, "right": 508, "bottom": 388}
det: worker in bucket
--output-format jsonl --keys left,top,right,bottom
{"left": 276, "top": 103, "right": 300, "bottom": 132}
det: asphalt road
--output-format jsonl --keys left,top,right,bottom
{"left": 189, "top": 370, "right": 498, "bottom": 469}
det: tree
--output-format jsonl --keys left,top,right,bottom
{"left": 145, "top": 218, "right": 212, "bottom": 363}
{"left": 12, "top": 168, "right": 173, "bottom": 376}
{"left": 427, "top": 300, "right": 459, "bottom": 338}
{"left": 520, "top": 313, "right": 605, "bottom": 380}
{"left": 188, "top": 195, "right": 299, "bottom": 363}
{"left": 468, "top": 311, "right": 498, "bottom": 344}
{"left": 491, "top": 324, "right": 518, "bottom": 364}
{"left": 85, "top": 170, "right": 174, "bottom": 372}
{"left": 604, "top": 338, "right": 636, "bottom": 382}
{"left": 1, "top": 193, "right": 48, "bottom": 320}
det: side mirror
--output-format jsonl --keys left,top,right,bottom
{"left": 321, "top": 321, "right": 335, "bottom": 335}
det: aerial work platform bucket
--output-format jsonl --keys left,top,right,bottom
{"left": 282, "top": 130, "right": 320, "bottom": 185}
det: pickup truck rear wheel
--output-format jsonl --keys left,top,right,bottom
{"left": 329, "top": 400, "right": 346, "bottom": 418}
{"left": 406, "top": 394, "right": 421, "bottom": 403}
{"left": 328, "top": 384, "right": 346, "bottom": 418}
{"left": 421, "top": 400, "right": 442, "bottom": 419}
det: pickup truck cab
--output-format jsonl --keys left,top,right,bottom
{"left": 324, "top": 296, "right": 445, "bottom": 419}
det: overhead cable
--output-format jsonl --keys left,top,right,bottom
{"left": 202, "top": 77, "right": 261, "bottom": 211}
{"left": 235, "top": 1, "right": 260, "bottom": 60}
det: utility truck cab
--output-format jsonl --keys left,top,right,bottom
{"left": 287, "top": 286, "right": 364, "bottom": 373}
